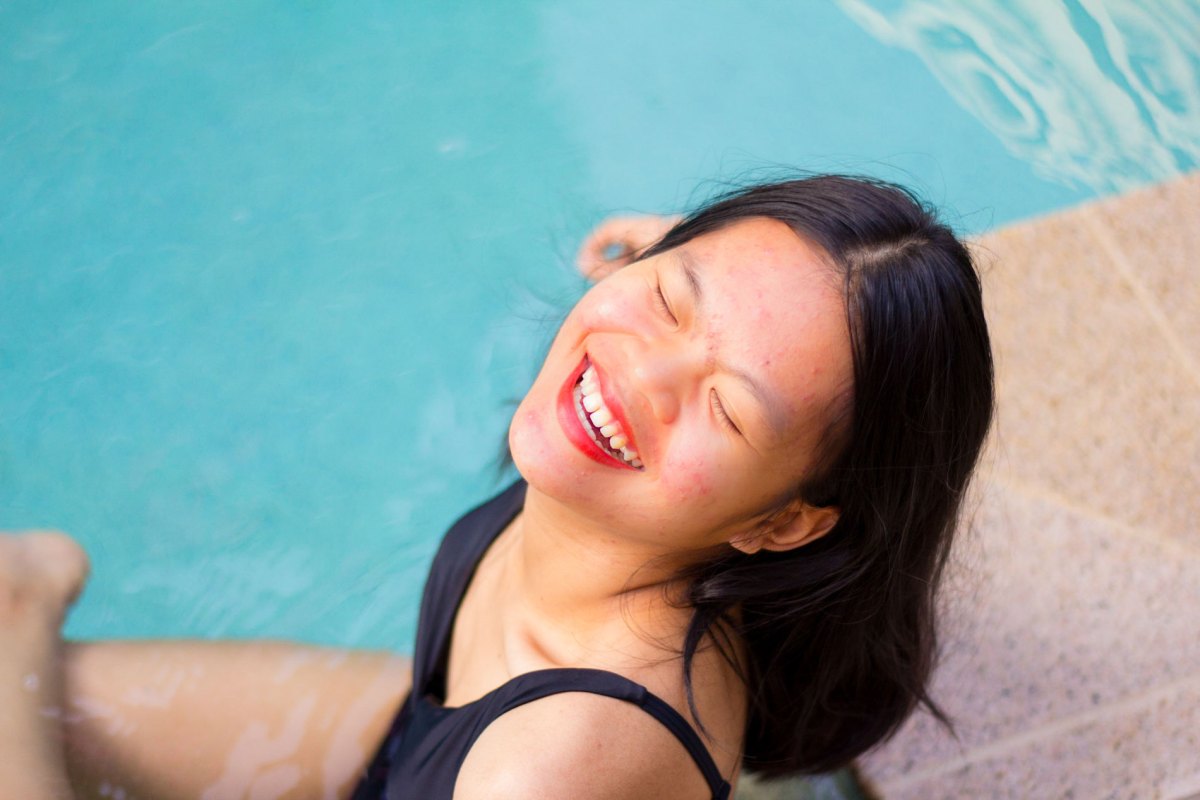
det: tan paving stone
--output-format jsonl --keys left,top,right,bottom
{"left": 978, "top": 189, "right": 1200, "bottom": 548}
{"left": 1088, "top": 172, "right": 1200, "bottom": 383}
{"left": 859, "top": 482, "right": 1200, "bottom": 793}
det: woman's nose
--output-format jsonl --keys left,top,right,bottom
{"left": 629, "top": 339, "right": 703, "bottom": 425}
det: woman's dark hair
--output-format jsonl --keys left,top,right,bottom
{"left": 639, "top": 175, "right": 994, "bottom": 776}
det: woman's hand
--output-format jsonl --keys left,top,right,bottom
{"left": 575, "top": 215, "right": 681, "bottom": 281}
{"left": 0, "top": 530, "right": 91, "bottom": 800}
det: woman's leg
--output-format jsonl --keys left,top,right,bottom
{"left": 1, "top": 529, "right": 413, "bottom": 800}
{"left": 63, "top": 639, "right": 411, "bottom": 800}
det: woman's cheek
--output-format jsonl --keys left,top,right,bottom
{"left": 658, "top": 443, "right": 717, "bottom": 505}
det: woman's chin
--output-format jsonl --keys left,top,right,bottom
{"left": 508, "top": 398, "right": 603, "bottom": 502}
{"left": 508, "top": 400, "right": 566, "bottom": 486}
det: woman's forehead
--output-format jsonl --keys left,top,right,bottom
{"left": 677, "top": 217, "right": 834, "bottom": 276}
{"left": 668, "top": 219, "right": 843, "bottom": 331}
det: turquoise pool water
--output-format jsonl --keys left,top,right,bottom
{"left": 2, "top": 0, "right": 1198, "bottom": 648}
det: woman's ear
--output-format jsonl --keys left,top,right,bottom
{"left": 729, "top": 502, "right": 840, "bottom": 555}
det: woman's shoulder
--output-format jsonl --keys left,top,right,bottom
{"left": 455, "top": 637, "right": 745, "bottom": 799}
{"left": 453, "top": 688, "right": 722, "bottom": 800}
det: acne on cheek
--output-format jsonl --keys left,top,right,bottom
{"left": 660, "top": 455, "right": 715, "bottom": 503}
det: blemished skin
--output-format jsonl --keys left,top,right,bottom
{"left": 0, "top": 215, "right": 852, "bottom": 800}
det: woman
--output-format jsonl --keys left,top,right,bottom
{"left": 0, "top": 175, "right": 993, "bottom": 799}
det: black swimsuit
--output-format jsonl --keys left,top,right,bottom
{"left": 352, "top": 480, "right": 733, "bottom": 799}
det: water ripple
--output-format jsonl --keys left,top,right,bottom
{"left": 838, "top": 0, "right": 1200, "bottom": 193}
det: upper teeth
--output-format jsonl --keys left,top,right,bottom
{"left": 579, "top": 365, "right": 643, "bottom": 468}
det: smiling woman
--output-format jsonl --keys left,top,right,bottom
{"left": 0, "top": 174, "right": 993, "bottom": 800}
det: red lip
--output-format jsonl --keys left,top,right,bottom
{"left": 556, "top": 354, "right": 639, "bottom": 470}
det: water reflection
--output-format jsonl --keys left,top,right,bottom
{"left": 837, "top": 0, "right": 1200, "bottom": 193}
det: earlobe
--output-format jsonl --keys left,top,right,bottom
{"left": 730, "top": 502, "right": 840, "bottom": 555}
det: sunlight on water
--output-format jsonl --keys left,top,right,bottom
{"left": 838, "top": 0, "right": 1200, "bottom": 193}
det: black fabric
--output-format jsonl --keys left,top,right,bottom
{"left": 352, "top": 480, "right": 733, "bottom": 800}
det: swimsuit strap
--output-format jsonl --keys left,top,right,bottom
{"left": 638, "top": 691, "right": 733, "bottom": 800}
{"left": 490, "top": 668, "right": 732, "bottom": 800}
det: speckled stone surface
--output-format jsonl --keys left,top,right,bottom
{"left": 979, "top": 177, "right": 1200, "bottom": 547}
{"left": 858, "top": 172, "right": 1200, "bottom": 799}
{"left": 866, "top": 677, "right": 1200, "bottom": 799}
{"left": 861, "top": 484, "right": 1200, "bottom": 793}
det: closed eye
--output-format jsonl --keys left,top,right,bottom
{"left": 710, "top": 389, "right": 743, "bottom": 436}
{"left": 653, "top": 281, "right": 678, "bottom": 325}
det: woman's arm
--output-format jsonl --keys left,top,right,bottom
{"left": 62, "top": 639, "right": 411, "bottom": 800}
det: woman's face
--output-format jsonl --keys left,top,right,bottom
{"left": 510, "top": 218, "right": 853, "bottom": 551}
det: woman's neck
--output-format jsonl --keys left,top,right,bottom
{"left": 501, "top": 485, "right": 694, "bottom": 665}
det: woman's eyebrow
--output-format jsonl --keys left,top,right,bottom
{"left": 672, "top": 250, "right": 789, "bottom": 440}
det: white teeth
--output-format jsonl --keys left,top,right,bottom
{"left": 578, "top": 362, "right": 644, "bottom": 469}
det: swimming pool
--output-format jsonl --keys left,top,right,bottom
{"left": 2, "top": 0, "right": 1197, "bottom": 650}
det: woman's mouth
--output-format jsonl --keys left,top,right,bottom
{"left": 557, "top": 356, "right": 644, "bottom": 470}
{"left": 575, "top": 364, "right": 643, "bottom": 468}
